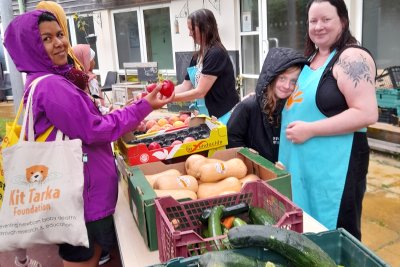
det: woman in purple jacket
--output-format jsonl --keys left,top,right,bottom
{"left": 4, "top": 10, "right": 173, "bottom": 266}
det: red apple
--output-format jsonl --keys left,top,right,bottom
{"left": 183, "top": 137, "right": 195, "bottom": 143}
{"left": 136, "top": 91, "right": 148, "bottom": 99}
{"left": 160, "top": 80, "right": 175, "bottom": 97}
{"left": 146, "top": 83, "right": 157, "bottom": 93}
{"left": 184, "top": 117, "right": 191, "bottom": 126}
{"left": 148, "top": 141, "right": 161, "bottom": 150}
{"left": 179, "top": 113, "right": 190, "bottom": 122}
{"left": 170, "top": 140, "right": 183, "bottom": 147}
{"left": 136, "top": 121, "right": 146, "bottom": 132}
{"left": 145, "top": 119, "right": 157, "bottom": 131}
{"left": 168, "top": 115, "right": 180, "bottom": 125}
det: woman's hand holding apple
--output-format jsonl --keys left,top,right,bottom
{"left": 144, "top": 82, "right": 175, "bottom": 110}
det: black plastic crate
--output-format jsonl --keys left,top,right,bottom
{"left": 378, "top": 107, "right": 398, "bottom": 124}
{"left": 376, "top": 66, "right": 400, "bottom": 88}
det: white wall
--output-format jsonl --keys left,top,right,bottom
{"left": 170, "top": 0, "right": 239, "bottom": 52}
{"left": 94, "top": 10, "right": 117, "bottom": 80}
{"left": 345, "top": 0, "right": 363, "bottom": 42}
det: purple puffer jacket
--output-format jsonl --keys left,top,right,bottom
{"left": 4, "top": 10, "right": 153, "bottom": 222}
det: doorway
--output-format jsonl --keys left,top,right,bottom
{"left": 239, "top": 0, "right": 308, "bottom": 96}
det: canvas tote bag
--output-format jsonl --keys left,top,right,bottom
{"left": 0, "top": 75, "right": 89, "bottom": 251}
{"left": 0, "top": 99, "right": 53, "bottom": 208}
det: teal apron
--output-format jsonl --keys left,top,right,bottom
{"left": 279, "top": 51, "right": 353, "bottom": 230}
{"left": 187, "top": 65, "right": 209, "bottom": 116}
{"left": 187, "top": 65, "right": 232, "bottom": 124}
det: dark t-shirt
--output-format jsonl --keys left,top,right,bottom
{"left": 185, "top": 46, "right": 239, "bottom": 118}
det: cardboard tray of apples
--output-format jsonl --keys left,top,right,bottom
{"left": 117, "top": 114, "right": 228, "bottom": 166}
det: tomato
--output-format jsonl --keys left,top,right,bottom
{"left": 146, "top": 83, "right": 157, "bottom": 93}
{"left": 160, "top": 80, "right": 175, "bottom": 97}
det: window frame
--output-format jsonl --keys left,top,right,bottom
{"left": 111, "top": 3, "right": 173, "bottom": 74}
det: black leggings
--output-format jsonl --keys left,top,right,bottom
{"left": 337, "top": 132, "right": 369, "bottom": 240}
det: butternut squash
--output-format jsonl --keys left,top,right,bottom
{"left": 154, "top": 175, "right": 198, "bottom": 192}
{"left": 198, "top": 158, "right": 247, "bottom": 182}
{"left": 144, "top": 169, "right": 181, "bottom": 188}
{"left": 197, "top": 177, "right": 242, "bottom": 199}
{"left": 185, "top": 154, "right": 223, "bottom": 179}
{"left": 218, "top": 191, "right": 238, "bottom": 196}
{"left": 185, "top": 154, "right": 206, "bottom": 173}
{"left": 239, "top": 174, "right": 260, "bottom": 187}
{"left": 155, "top": 189, "right": 198, "bottom": 200}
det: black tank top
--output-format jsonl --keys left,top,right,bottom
{"left": 316, "top": 45, "right": 374, "bottom": 117}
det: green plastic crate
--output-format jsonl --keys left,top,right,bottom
{"left": 151, "top": 228, "right": 389, "bottom": 267}
{"left": 376, "top": 88, "right": 400, "bottom": 115}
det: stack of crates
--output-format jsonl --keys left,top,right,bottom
{"left": 375, "top": 66, "right": 400, "bottom": 125}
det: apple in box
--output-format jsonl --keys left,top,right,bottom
{"left": 168, "top": 115, "right": 180, "bottom": 125}
{"left": 179, "top": 113, "right": 190, "bottom": 122}
{"left": 148, "top": 141, "right": 161, "bottom": 150}
{"left": 170, "top": 140, "right": 183, "bottom": 147}
{"left": 145, "top": 119, "right": 157, "bottom": 131}
{"left": 136, "top": 121, "right": 146, "bottom": 132}
{"left": 183, "top": 137, "right": 195, "bottom": 143}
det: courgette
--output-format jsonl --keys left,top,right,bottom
{"left": 249, "top": 206, "right": 275, "bottom": 225}
{"left": 233, "top": 217, "right": 247, "bottom": 227}
{"left": 202, "top": 227, "right": 210, "bottom": 238}
{"left": 208, "top": 205, "right": 224, "bottom": 250}
{"left": 228, "top": 225, "right": 336, "bottom": 267}
{"left": 199, "top": 250, "right": 272, "bottom": 267}
{"left": 200, "top": 203, "right": 249, "bottom": 223}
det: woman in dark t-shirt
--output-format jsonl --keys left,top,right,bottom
{"left": 173, "top": 9, "right": 239, "bottom": 123}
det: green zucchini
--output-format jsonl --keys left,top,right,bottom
{"left": 249, "top": 207, "right": 275, "bottom": 225}
{"left": 228, "top": 225, "right": 336, "bottom": 267}
{"left": 200, "top": 203, "right": 249, "bottom": 223}
{"left": 233, "top": 217, "right": 247, "bottom": 227}
{"left": 202, "top": 227, "right": 210, "bottom": 238}
{"left": 199, "top": 250, "right": 265, "bottom": 267}
{"left": 208, "top": 205, "right": 224, "bottom": 250}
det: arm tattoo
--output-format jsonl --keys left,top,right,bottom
{"left": 336, "top": 54, "right": 373, "bottom": 87}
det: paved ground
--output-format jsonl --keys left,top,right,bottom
{"left": 362, "top": 151, "right": 400, "bottom": 266}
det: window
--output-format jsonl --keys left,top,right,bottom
{"left": 143, "top": 8, "right": 173, "bottom": 70}
{"left": 113, "top": 7, "right": 173, "bottom": 72}
{"left": 266, "top": 0, "right": 307, "bottom": 51}
{"left": 239, "top": 0, "right": 307, "bottom": 96}
{"left": 363, "top": 1, "right": 400, "bottom": 69}
{"left": 114, "top": 10, "right": 141, "bottom": 69}
{"left": 72, "top": 15, "right": 99, "bottom": 68}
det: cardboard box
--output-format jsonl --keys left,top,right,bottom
{"left": 120, "top": 147, "right": 292, "bottom": 251}
{"left": 118, "top": 115, "right": 228, "bottom": 166}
